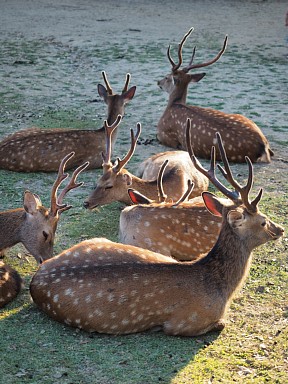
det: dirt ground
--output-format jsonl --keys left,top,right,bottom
{"left": 0, "top": 0, "right": 287, "bottom": 198}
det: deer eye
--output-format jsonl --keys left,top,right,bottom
{"left": 43, "top": 231, "right": 49, "bottom": 241}
{"left": 261, "top": 221, "right": 266, "bottom": 227}
{"left": 105, "top": 186, "right": 113, "bottom": 190}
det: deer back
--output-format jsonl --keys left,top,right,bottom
{"left": 0, "top": 72, "right": 136, "bottom": 172}
{"left": 0, "top": 261, "right": 23, "bottom": 308}
{"left": 136, "top": 150, "right": 209, "bottom": 199}
{"left": 157, "top": 28, "right": 273, "bottom": 163}
{"left": 119, "top": 196, "right": 222, "bottom": 260}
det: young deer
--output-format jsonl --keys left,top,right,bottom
{"left": 119, "top": 158, "right": 221, "bottom": 260}
{"left": 83, "top": 117, "right": 208, "bottom": 209}
{"left": 0, "top": 72, "right": 136, "bottom": 172}
{"left": 157, "top": 27, "right": 273, "bottom": 163}
{"left": 29, "top": 125, "right": 284, "bottom": 336}
{"left": 0, "top": 152, "right": 88, "bottom": 264}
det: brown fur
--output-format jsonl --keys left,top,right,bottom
{"left": 0, "top": 73, "right": 136, "bottom": 172}
{"left": 0, "top": 261, "right": 23, "bottom": 308}
{"left": 157, "top": 30, "right": 273, "bottom": 163}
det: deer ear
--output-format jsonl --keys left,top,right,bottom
{"left": 123, "top": 86, "right": 136, "bottom": 102}
{"left": 127, "top": 189, "right": 152, "bottom": 205}
{"left": 97, "top": 84, "right": 108, "bottom": 101}
{"left": 23, "top": 191, "right": 41, "bottom": 215}
{"left": 202, "top": 192, "right": 223, "bottom": 217}
{"left": 123, "top": 173, "right": 133, "bottom": 186}
{"left": 190, "top": 73, "right": 206, "bottom": 83}
{"left": 227, "top": 210, "right": 245, "bottom": 228}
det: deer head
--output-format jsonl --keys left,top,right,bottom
{"left": 185, "top": 118, "right": 283, "bottom": 250}
{"left": 158, "top": 27, "right": 227, "bottom": 102}
{"left": 98, "top": 71, "right": 136, "bottom": 124}
{"left": 83, "top": 116, "right": 141, "bottom": 209}
{"left": 0, "top": 153, "right": 88, "bottom": 263}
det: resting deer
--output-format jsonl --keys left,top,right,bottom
{"left": 83, "top": 117, "right": 208, "bottom": 209}
{"left": 0, "top": 72, "right": 136, "bottom": 172}
{"left": 30, "top": 122, "right": 284, "bottom": 336}
{"left": 157, "top": 27, "right": 273, "bottom": 163}
{"left": 119, "top": 158, "right": 221, "bottom": 260}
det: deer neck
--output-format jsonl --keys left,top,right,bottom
{"left": 129, "top": 175, "right": 158, "bottom": 201}
{"left": 200, "top": 219, "right": 252, "bottom": 300}
{"left": 167, "top": 85, "right": 188, "bottom": 108}
{"left": 0, "top": 209, "right": 25, "bottom": 250}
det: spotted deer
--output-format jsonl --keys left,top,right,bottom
{"left": 0, "top": 72, "right": 136, "bottom": 172}
{"left": 157, "top": 27, "right": 273, "bottom": 163}
{"left": 119, "top": 158, "right": 221, "bottom": 260}
{"left": 83, "top": 116, "right": 208, "bottom": 209}
{"left": 29, "top": 125, "right": 284, "bottom": 336}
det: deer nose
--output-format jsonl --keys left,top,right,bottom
{"left": 83, "top": 201, "right": 90, "bottom": 209}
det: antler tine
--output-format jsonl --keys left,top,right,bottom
{"left": 183, "top": 35, "right": 228, "bottom": 72}
{"left": 185, "top": 119, "right": 240, "bottom": 203}
{"left": 188, "top": 46, "right": 196, "bottom": 67}
{"left": 102, "top": 71, "right": 113, "bottom": 95}
{"left": 50, "top": 152, "right": 74, "bottom": 216}
{"left": 167, "top": 27, "right": 194, "bottom": 71}
{"left": 157, "top": 159, "right": 169, "bottom": 203}
{"left": 102, "top": 115, "right": 122, "bottom": 166}
{"left": 122, "top": 73, "right": 131, "bottom": 94}
{"left": 216, "top": 132, "right": 260, "bottom": 212}
{"left": 172, "top": 180, "right": 194, "bottom": 207}
{"left": 113, "top": 122, "right": 141, "bottom": 173}
{"left": 57, "top": 161, "right": 90, "bottom": 214}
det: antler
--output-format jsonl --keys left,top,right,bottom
{"left": 183, "top": 35, "right": 228, "bottom": 73}
{"left": 101, "top": 115, "right": 122, "bottom": 167}
{"left": 112, "top": 122, "right": 141, "bottom": 173}
{"left": 167, "top": 27, "right": 194, "bottom": 71}
{"left": 157, "top": 159, "right": 169, "bottom": 203}
{"left": 215, "top": 132, "right": 263, "bottom": 213}
{"left": 57, "top": 161, "right": 89, "bottom": 214}
{"left": 172, "top": 180, "right": 194, "bottom": 207}
{"left": 122, "top": 73, "right": 131, "bottom": 93}
{"left": 101, "top": 71, "right": 113, "bottom": 95}
{"left": 50, "top": 152, "right": 88, "bottom": 216}
{"left": 185, "top": 119, "right": 262, "bottom": 213}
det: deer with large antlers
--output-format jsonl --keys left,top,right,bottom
{"left": 0, "top": 153, "right": 88, "bottom": 307}
{"left": 157, "top": 28, "right": 273, "bottom": 163}
{"left": 0, "top": 72, "right": 136, "bottom": 172}
{"left": 83, "top": 116, "right": 208, "bottom": 209}
{"left": 30, "top": 120, "right": 284, "bottom": 336}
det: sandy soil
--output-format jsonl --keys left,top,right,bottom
{"left": 0, "top": 0, "right": 287, "bottom": 187}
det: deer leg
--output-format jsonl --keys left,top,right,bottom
{"left": 163, "top": 314, "right": 226, "bottom": 337}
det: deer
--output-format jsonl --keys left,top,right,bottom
{"left": 119, "top": 158, "right": 221, "bottom": 260}
{"left": 29, "top": 121, "right": 284, "bottom": 336}
{"left": 157, "top": 27, "right": 274, "bottom": 163}
{"left": 0, "top": 261, "right": 23, "bottom": 308}
{"left": 83, "top": 116, "right": 208, "bottom": 209}
{"left": 0, "top": 71, "right": 136, "bottom": 172}
{"left": 0, "top": 152, "right": 88, "bottom": 307}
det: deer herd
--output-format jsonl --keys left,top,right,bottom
{"left": 0, "top": 29, "right": 284, "bottom": 338}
